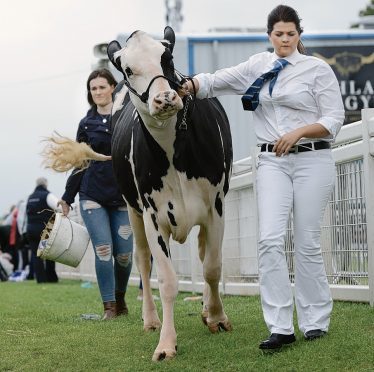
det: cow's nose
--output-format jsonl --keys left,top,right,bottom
{"left": 150, "top": 90, "right": 183, "bottom": 118}
{"left": 153, "top": 93, "right": 163, "bottom": 106}
{"left": 154, "top": 90, "right": 179, "bottom": 104}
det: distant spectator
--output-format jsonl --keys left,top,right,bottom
{"left": 0, "top": 251, "right": 14, "bottom": 281}
{"left": 26, "top": 177, "right": 60, "bottom": 283}
{"left": 16, "top": 200, "right": 31, "bottom": 272}
{"left": 8, "top": 204, "right": 20, "bottom": 270}
{"left": 0, "top": 204, "right": 17, "bottom": 269}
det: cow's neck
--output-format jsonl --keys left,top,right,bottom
{"left": 139, "top": 112, "right": 177, "bottom": 158}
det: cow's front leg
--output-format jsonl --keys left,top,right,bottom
{"left": 203, "top": 215, "right": 232, "bottom": 333}
{"left": 128, "top": 207, "right": 161, "bottom": 331}
{"left": 143, "top": 212, "right": 178, "bottom": 361}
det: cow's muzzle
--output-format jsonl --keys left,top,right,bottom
{"left": 149, "top": 90, "right": 183, "bottom": 119}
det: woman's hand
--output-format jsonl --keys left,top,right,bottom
{"left": 273, "top": 130, "right": 303, "bottom": 157}
{"left": 273, "top": 124, "right": 330, "bottom": 157}
{"left": 178, "top": 78, "right": 199, "bottom": 98}
{"left": 58, "top": 199, "right": 70, "bottom": 216}
{"left": 178, "top": 83, "right": 191, "bottom": 98}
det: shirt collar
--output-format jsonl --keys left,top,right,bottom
{"left": 272, "top": 49, "right": 304, "bottom": 66}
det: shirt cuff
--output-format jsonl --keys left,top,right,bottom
{"left": 195, "top": 74, "right": 210, "bottom": 99}
{"left": 317, "top": 116, "right": 343, "bottom": 141}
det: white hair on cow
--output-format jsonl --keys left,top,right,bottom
{"left": 41, "top": 132, "right": 111, "bottom": 173}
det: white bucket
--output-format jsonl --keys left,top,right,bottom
{"left": 37, "top": 213, "right": 90, "bottom": 268}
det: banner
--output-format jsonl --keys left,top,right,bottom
{"left": 307, "top": 46, "right": 374, "bottom": 124}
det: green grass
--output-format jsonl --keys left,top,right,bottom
{"left": 0, "top": 280, "right": 373, "bottom": 372}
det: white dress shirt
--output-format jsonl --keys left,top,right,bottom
{"left": 196, "top": 49, "right": 345, "bottom": 145}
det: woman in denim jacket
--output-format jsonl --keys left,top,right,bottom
{"left": 59, "top": 69, "right": 133, "bottom": 320}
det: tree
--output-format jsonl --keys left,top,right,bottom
{"left": 359, "top": 0, "right": 374, "bottom": 16}
{"left": 351, "top": 0, "right": 374, "bottom": 28}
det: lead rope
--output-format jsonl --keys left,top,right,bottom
{"left": 179, "top": 94, "right": 192, "bottom": 130}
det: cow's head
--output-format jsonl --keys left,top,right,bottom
{"left": 108, "top": 27, "right": 183, "bottom": 122}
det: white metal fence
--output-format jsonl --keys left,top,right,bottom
{"left": 57, "top": 108, "right": 374, "bottom": 306}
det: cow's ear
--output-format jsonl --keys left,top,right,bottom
{"left": 163, "top": 26, "right": 175, "bottom": 54}
{"left": 107, "top": 40, "right": 125, "bottom": 76}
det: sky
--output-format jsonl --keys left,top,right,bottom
{"left": 0, "top": 0, "right": 369, "bottom": 215}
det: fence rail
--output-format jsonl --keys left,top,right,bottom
{"left": 57, "top": 109, "right": 374, "bottom": 306}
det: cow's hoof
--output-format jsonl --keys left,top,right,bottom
{"left": 207, "top": 318, "right": 233, "bottom": 333}
{"left": 152, "top": 346, "right": 177, "bottom": 361}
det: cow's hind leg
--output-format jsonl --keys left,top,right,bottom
{"left": 202, "top": 216, "right": 232, "bottom": 333}
{"left": 198, "top": 226, "right": 209, "bottom": 325}
{"left": 128, "top": 207, "right": 161, "bottom": 331}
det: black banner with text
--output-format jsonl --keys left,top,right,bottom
{"left": 307, "top": 46, "right": 374, "bottom": 124}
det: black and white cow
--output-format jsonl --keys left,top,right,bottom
{"left": 109, "top": 27, "right": 233, "bottom": 361}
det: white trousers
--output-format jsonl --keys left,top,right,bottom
{"left": 256, "top": 149, "right": 334, "bottom": 335}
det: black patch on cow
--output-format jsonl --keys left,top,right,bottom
{"left": 168, "top": 202, "right": 174, "bottom": 210}
{"left": 160, "top": 49, "right": 178, "bottom": 91}
{"left": 133, "top": 116, "right": 170, "bottom": 203}
{"left": 147, "top": 196, "right": 158, "bottom": 212}
{"left": 143, "top": 198, "right": 149, "bottom": 209}
{"left": 111, "top": 88, "right": 170, "bottom": 213}
{"left": 126, "top": 30, "right": 140, "bottom": 42}
{"left": 107, "top": 41, "right": 125, "bottom": 77}
{"left": 111, "top": 88, "right": 143, "bottom": 213}
{"left": 167, "top": 211, "right": 177, "bottom": 226}
{"left": 158, "top": 235, "right": 169, "bottom": 257}
{"left": 151, "top": 213, "right": 158, "bottom": 231}
{"left": 173, "top": 97, "right": 232, "bottom": 195}
{"left": 215, "top": 192, "right": 223, "bottom": 217}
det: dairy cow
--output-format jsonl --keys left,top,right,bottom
{"left": 108, "top": 26, "right": 233, "bottom": 361}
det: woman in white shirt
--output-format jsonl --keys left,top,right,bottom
{"left": 181, "top": 5, "right": 345, "bottom": 351}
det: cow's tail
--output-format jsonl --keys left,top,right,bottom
{"left": 41, "top": 132, "right": 111, "bottom": 172}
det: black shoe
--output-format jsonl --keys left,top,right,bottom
{"left": 259, "top": 333, "right": 296, "bottom": 350}
{"left": 304, "top": 329, "right": 326, "bottom": 341}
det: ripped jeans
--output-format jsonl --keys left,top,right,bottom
{"left": 80, "top": 200, "right": 133, "bottom": 302}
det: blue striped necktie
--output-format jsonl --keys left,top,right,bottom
{"left": 241, "top": 58, "right": 289, "bottom": 111}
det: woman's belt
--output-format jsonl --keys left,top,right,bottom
{"left": 260, "top": 141, "right": 331, "bottom": 153}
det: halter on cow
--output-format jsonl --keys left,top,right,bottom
{"left": 107, "top": 26, "right": 233, "bottom": 361}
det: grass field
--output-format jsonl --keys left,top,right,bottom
{"left": 1, "top": 280, "right": 373, "bottom": 371}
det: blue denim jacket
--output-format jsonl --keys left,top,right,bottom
{"left": 62, "top": 107, "right": 125, "bottom": 207}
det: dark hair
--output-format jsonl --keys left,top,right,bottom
{"left": 86, "top": 68, "right": 117, "bottom": 106}
{"left": 267, "top": 5, "right": 306, "bottom": 54}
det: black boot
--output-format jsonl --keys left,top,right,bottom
{"left": 115, "top": 290, "right": 128, "bottom": 316}
{"left": 259, "top": 333, "right": 296, "bottom": 350}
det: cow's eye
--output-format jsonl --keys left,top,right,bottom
{"left": 125, "top": 67, "right": 133, "bottom": 77}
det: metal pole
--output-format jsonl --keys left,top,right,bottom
{"left": 362, "top": 108, "right": 374, "bottom": 306}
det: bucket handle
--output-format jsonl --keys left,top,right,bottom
{"left": 40, "top": 212, "right": 77, "bottom": 261}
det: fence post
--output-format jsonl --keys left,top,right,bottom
{"left": 362, "top": 108, "right": 374, "bottom": 307}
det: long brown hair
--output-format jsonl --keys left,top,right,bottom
{"left": 267, "top": 5, "right": 306, "bottom": 54}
